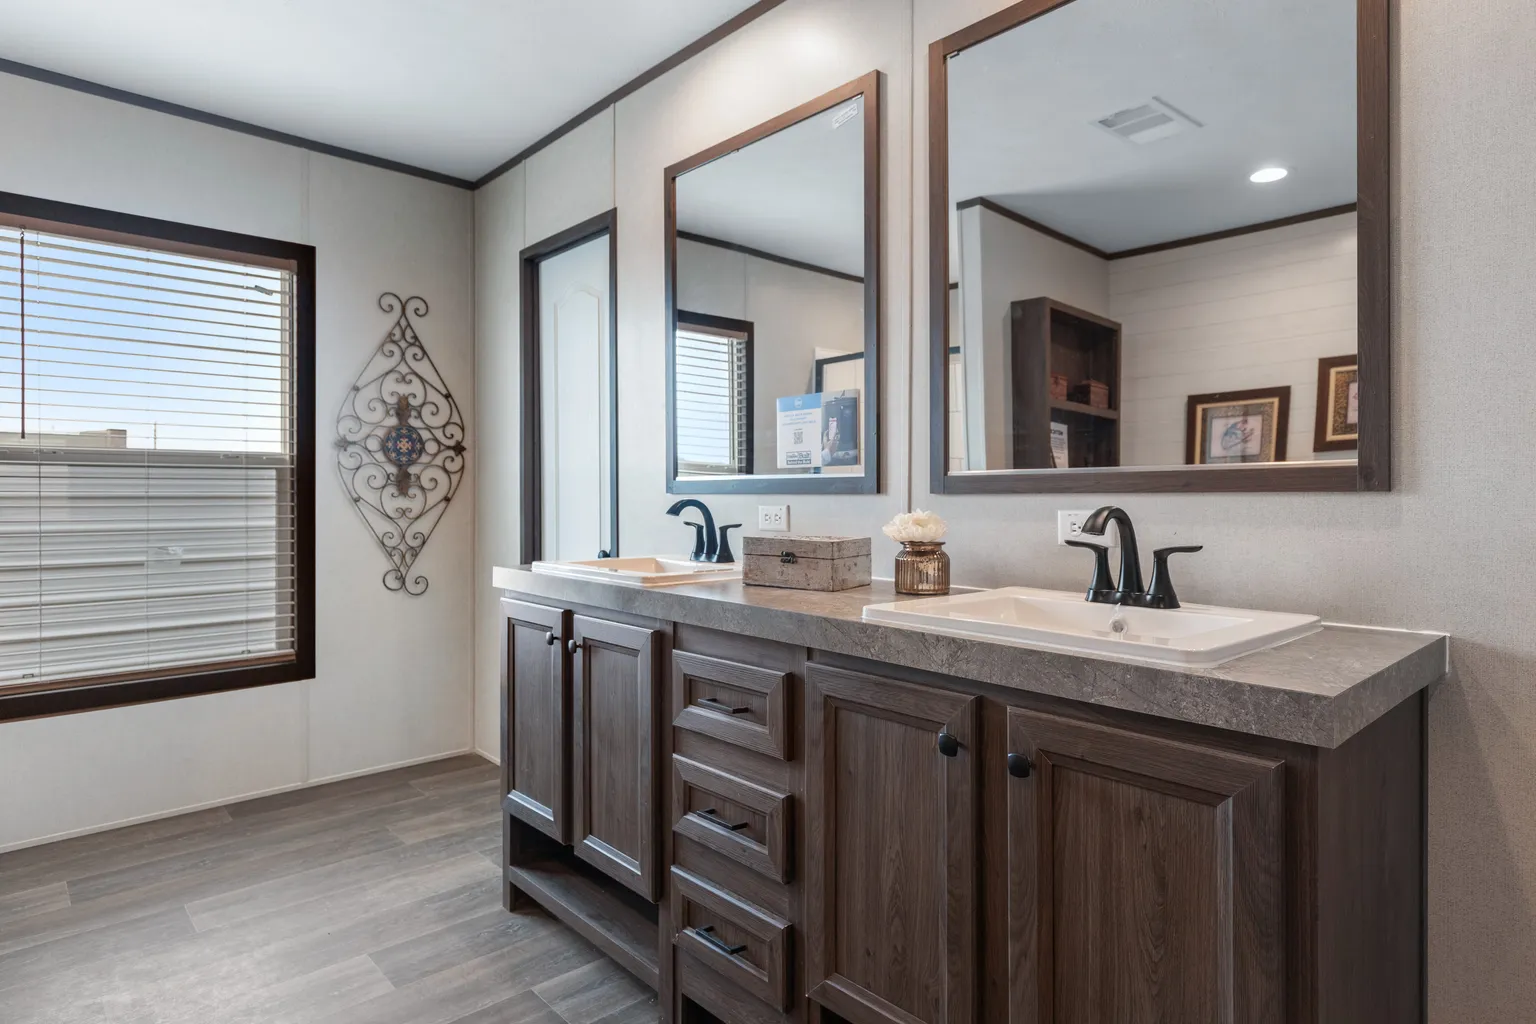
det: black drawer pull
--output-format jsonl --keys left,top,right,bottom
{"left": 696, "top": 807, "right": 750, "bottom": 832}
{"left": 696, "top": 696, "right": 750, "bottom": 715}
{"left": 694, "top": 925, "right": 747, "bottom": 956}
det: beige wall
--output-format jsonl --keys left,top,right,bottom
{"left": 0, "top": 73, "right": 477, "bottom": 852}
{"left": 473, "top": 0, "right": 1536, "bottom": 1018}
{"left": 1113, "top": 212, "right": 1359, "bottom": 466}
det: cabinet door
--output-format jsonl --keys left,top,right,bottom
{"left": 501, "top": 598, "right": 569, "bottom": 844}
{"left": 571, "top": 614, "right": 662, "bottom": 900}
{"left": 804, "top": 664, "right": 979, "bottom": 1024}
{"left": 1006, "top": 708, "right": 1285, "bottom": 1024}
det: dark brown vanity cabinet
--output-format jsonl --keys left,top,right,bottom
{"left": 500, "top": 599, "right": 666, "bottom": 988}
{"left": 803, "top": 664, "right": 980, "bottom": 1024}
{"left": 1004, "top": 709, "right": 1286, "bottom": 1024}
{"left": 570, "top": 614, "right": 663, "bottom": 900}
{"left": 501, "top": 598, "right": 570, "bottom": 845}
{"left": 499, "top": 584, "right": 1425, "bottom": 1024}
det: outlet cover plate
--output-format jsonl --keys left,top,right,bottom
{"left": 1057, "top": 510, "right": 1097, "bottom": 545}
{"left": 758, "top": 505, "right": 790, "bottom": 532}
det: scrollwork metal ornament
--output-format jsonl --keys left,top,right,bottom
{"left": 335, "top": 293, "right": 466, "bottom": 595}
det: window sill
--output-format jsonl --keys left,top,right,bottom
{"left": 0, "top": 656, "right": 314, "bottom": 723}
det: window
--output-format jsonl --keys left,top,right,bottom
{"left": 0, "top": 192, "right": 314, "bottom": 721}
{"left": 674, "top": 312, "right": 752, "bottom": 476}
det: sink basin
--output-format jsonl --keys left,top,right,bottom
{"left": 862, "top": 587, "right": 1320, "bottom": 668}
{"left": 531, "top": 556, "right": 741, "bottom": 587}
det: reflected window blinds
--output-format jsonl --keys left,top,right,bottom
{"left": 0, "top": 223, "right": 298, "bottom": 691}
{"left": 675, "top": 324, "right": 749, "bottom": 476}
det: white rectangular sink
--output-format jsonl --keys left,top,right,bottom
{"left": 863, "top": 586, "right": 1320, "bottom": 668}
{"left": 531, "top": 556, "right": 741, "bottom": 587}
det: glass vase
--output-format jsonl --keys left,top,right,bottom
{"left": 894, "top": 541, "right": 950, "bottom": 596}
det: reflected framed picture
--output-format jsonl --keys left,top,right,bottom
{"left": 1313, "top": 355, "right": 1359, "bottom": 452}
{"left": 1185, "top": 387, "right": 1291, "bottom": 465}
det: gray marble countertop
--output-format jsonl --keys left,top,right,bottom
{"left": 492, "top": 567, "right": 1446, "bottom": 748}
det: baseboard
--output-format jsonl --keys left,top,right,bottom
{"left": 474, "top": 746, "right": 500, "bottom": 766}
{"left": 0, "top": 747, "right": 475, "bottom": 856}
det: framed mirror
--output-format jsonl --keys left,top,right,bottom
{"left": 929, "top": 0, "right": 1388, "bottom": 493}
{"left": 666, "top": 72, "right": 881, "bottom": 494}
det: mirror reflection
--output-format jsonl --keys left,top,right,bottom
{"left": 672, "top": 94, "right": 869, "bottom": 483}
{"left": 945, "top": 0, "right": 1358, "bottom": 473}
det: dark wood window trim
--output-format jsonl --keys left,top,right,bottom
{"left": 519, "top": 209, "right": 621, "bottom": 564}
{"left": 665, "top": 70, "right": 883, "bottom": 496}
{"left": 676, "top": 309, "right": 756, "bottom": 476}
{"left": 0, "top": 190, "right": 316, "bottom": 723}
{"left": 928, "top": 0, "right": 1390, "bottom": 495}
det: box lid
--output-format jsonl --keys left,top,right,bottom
{"left": 741, "top": 534, "right": 872, "bottom": 560}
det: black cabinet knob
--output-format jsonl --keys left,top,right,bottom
{"left": 937, "top": 730, "right": 960, "bottom": 757}
{"left": 543, "top": 631, "right": 556, "bottom": 646}
{"left": 566, "top": 638, "right": 581, "bottom": 655}
{"left": 1007, "top": 752, "right": 1034, "bottom": 779}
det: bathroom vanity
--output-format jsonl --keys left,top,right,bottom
{"left": 492, "top": 566, "right": 1442, "bottom": 1024}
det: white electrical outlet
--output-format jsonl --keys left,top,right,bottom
{"left": 1057, "top": 510, "right": 1098, "bottom": 545}
{"left": 758, "top": 505, "right": 790, "bottom": 532}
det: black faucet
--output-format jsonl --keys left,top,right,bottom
{"left": 666, "top": 499, "right": 741, "bottom": 564}
{"left": 1072, "top": 506, "right": 1202, "bottom": 609}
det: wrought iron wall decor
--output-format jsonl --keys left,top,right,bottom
{"left": 336, "top": 293, "right": 466, "bottom": 595}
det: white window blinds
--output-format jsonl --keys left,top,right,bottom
{"left": 0, "top": 223, "right": 297, "bottom": 691}
{"left": 675, "top": 324, "right": 749, "bottom": 476}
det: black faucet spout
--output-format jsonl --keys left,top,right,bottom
{"left": 666, "top": 499, "right": 718, "bottom": 562}
{"left": 1081, "top": 506, "right": 1145, "bottom": 604}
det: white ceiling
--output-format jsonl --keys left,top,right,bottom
{"left": 676, "top": 97, "right": 865, "bottom": 277}
{"left": 0, "top": 0, "right": 763, "bottom": 182}
{"left": 948, "top": 0, "right": 1357, "bottom": 252}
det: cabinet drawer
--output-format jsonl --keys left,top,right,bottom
{"left": 671, "top": 866, "right": 791, "bottom": 1012}
{"left": 672, "top": 650, "right": 790, "bottom": 760}
{"left": 672, "top": 756, "right": 791, "bottom": 883}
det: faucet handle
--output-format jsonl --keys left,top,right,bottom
{"left": 1065, "top": 539, "right": 1115, "bottom": 603}
{"left": 680, "top": 520, "right": 707, "bottom": 562}
{"left": 1146, "top": 546, "right": 1203, "bottom": 609}
{"left": 714, "top": 525, "right": 742, "bottom": 564}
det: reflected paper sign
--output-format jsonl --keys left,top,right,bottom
{"left": 777, "top": 393, "right": 822, "bottom": 468}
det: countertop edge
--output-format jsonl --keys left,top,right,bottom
{"left": 491, "top": 568, "right": 1446, "bottom": 749}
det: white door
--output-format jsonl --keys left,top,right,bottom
{"left": 538, "top": 234, "right": 612, "bottom": 561}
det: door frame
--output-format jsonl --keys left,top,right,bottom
{"left": 520, "top": 209, "right": 620, "bottom": 564}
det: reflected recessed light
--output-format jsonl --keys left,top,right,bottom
{"left": 1250, "top": 167, "right": 1289, "bottom": 184}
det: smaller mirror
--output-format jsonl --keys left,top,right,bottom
{"left": 666, "top": 72, "right": 881, "bottom": 494}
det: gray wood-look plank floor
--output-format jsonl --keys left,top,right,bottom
{"left": 0, "top": 755, "right": 659, "bottom": 1024}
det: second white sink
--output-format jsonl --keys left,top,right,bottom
{"left": 863, "top": 587, "right": 1320, "bottom": 668}
{"left": 532, "top": 556, "right": 741, "bottom": 587}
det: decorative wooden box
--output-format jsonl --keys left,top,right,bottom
{"left": 1050, "top": 373, "right": 1070, "bottom": 401}
{"left": 742, "top": 534, "right": 872, "bottom": 592}
{"left": 1069, "top": 378, "right": 1112, "bottom": 409}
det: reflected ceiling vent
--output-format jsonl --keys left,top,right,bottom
{"left": 1094, "top": 97, "right": 1203, "bottom": 144}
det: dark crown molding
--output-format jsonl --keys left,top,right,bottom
{"left": 678, "top": 230, "right": 863, "bottom": 284}
{"left": 0, "top": 0, "right": 790, "bottom": 194}
{"left": 474, "top": 0, "right": 789, "bottom": 190}
{"left": 957, "top": 194, "right": 1359, "bottom": 261}
{"left": 0, "top": 57, "right": 475, "bottom": 189}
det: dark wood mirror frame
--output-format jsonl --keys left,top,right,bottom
{"left": 665, "top": 70, "right": 882, "bottom": 495}
{"left": 928, "top": 0, "right": 1390, "bottom": 494}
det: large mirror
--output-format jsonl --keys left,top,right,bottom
{"left": 930, "top": 0, "right": 1388, "bottom": 493}
{"left": 667, "top": 72, "right": 880, "bottom": 494}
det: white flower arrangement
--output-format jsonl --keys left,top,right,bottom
{"left": 882, "top": 509, "right": 948, "bottom": 544}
